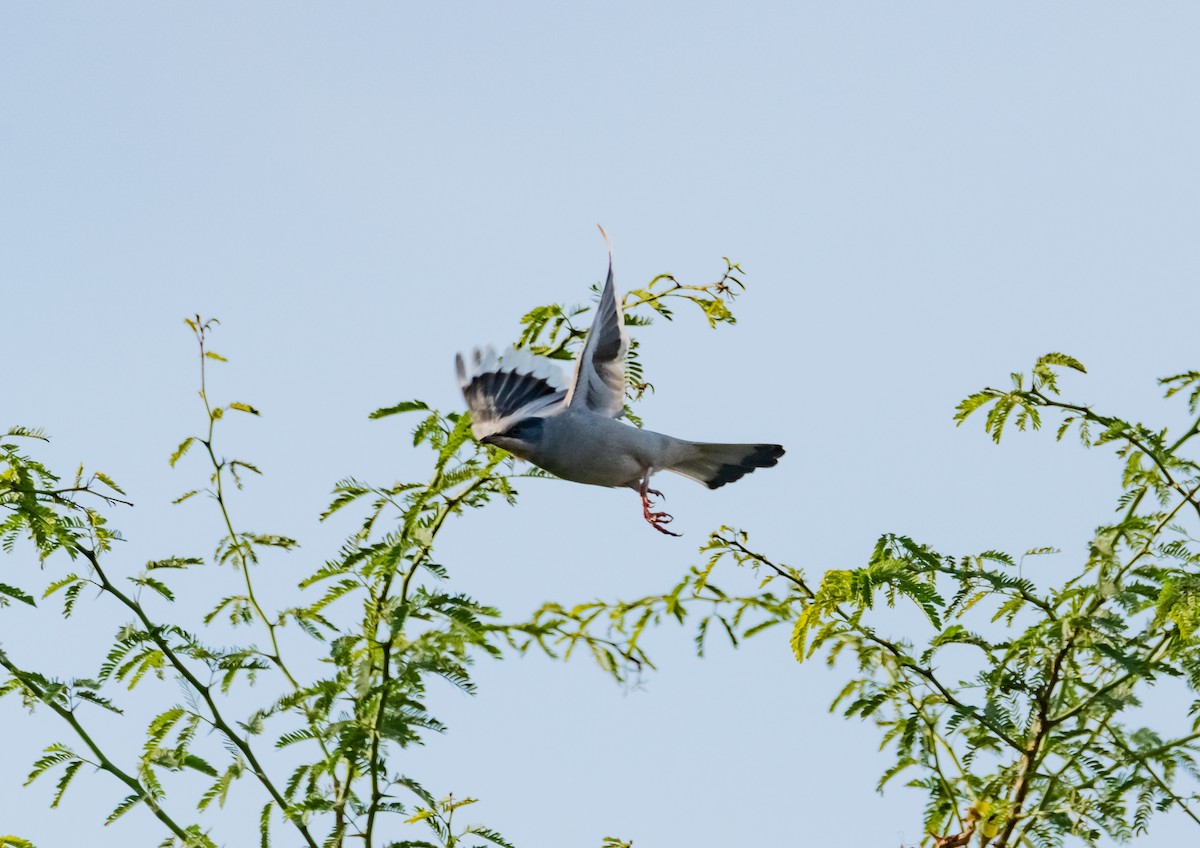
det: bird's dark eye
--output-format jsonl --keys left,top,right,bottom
{"left": 502, "top": 418, "right": 545, "bottom": 441}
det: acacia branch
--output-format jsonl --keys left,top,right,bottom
{"left": 906, "top": 693, "right": 966, "bottom": 832}
{"left": 363, "top": 466, "right": 498, "bottom": 845}
{"left": 78, "top": 546, "right": 320, "bottom": 848}
{"left": 1049, "top": 632, "right": 1174, "bottom": 725}
{"left": 1107, "top": 728, "right": 1200, "bottom": 828}
{"left": 188, "top": 318, "right": 351, "bottom": 824}
{"left": 712, "top": 534, "right": 1025, "bottom": 752}
{"left": 1032, "top": 390, "right": 1200, "bottom": 522}
{"left": 712, "top": 534, "right": 814, "bottom": 599}
{"left": 994, "top": 631, "right": 1075, "bottom": 847}
{"left": 0, "top": 649, "right": 200, "bottom": 846}
{"left": 35, "top": 484, "right": 135, "bottom": 508}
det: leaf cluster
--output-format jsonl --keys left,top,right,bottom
{"left": 515, "top": 258, "right": 745, "bottom": 423}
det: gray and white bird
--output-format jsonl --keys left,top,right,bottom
{"left": 456, "top": 229, "right": 784, "bottom": 535}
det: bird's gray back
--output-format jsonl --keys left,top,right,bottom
{"left": 530, "top": 409, "right": 686, "bottom": 488}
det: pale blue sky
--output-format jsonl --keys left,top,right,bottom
{"left": 3, "top": 3, "right": 1200, "bottom": 846}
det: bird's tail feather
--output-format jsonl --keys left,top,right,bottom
{"left": 666, "top": 442, "right": 785, "bottom": 490}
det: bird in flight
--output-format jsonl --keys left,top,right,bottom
{"left": 456, "top": 228, "right": 784, "bottom": 535}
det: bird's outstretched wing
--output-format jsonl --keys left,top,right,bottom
{"left": 564, "top": 226, "right": 629, "bottom": 418}
{"left": 456, "top": 346, "right": 568, "bottom": 441}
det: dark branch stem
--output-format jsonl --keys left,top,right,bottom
{"left": 0, "top": 649, "right": 198, "bottom": 846}
{"left": 713, "top": 535, "right": 814, "bottom": 599}
{"left": 713, "top": 534, "right": 1025, "bottom": 752}
{"left": 190, "top": 320, "right": 347, "bottom": 817}
{"left": 1107, "top": 728, "right": 1200, "bottom": 828}
{"left": 1033, "top": 390, "right": 1200, "bottom": 523}
{"left": 79, "top": 547, "right": 320, "bottom": 848}
{"left": 1050, "top": 632, "right": 1173, "bottom": 725}
{"left": 363, "top": 466, "right": 498, "bottom": 846}
{"left": 37, "top": 485, "right": 135, "bottom": 508}
{"left": 994, "top": 630, "right": 1073, "bottom": 847}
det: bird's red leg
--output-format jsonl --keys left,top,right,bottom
{"left": 639, "top": 470, "right": 681, "bottom": 537}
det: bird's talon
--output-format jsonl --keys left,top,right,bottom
{"left": 639, "top": 473, "right": 680, "bottom": 535}
{"left": 642, "top": 505, "right": 681, "bottom": 536}
{"left": 647, "top": 515, "right": 682, "bottom": 537}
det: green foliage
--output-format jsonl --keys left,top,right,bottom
{"left": 0, "top": 261, "right": 747, "bottom": 846}
{"left": 513, "top": 257, "right": 746, "bottom": 418}
{"left": 8, "top": 261, "right": 1197, "bottom": 848}
{"left": 516, "top": 353, "right": 1200, "bottom": 847}
{"left": 0, "top": 319, "right": 520, "bottom": 846}
{"left": 396, "top": 795, "right": 518, "bottom": 848}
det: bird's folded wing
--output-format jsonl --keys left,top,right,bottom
{"left": 565, "top": 227, "right": 630, "bottom": 418}
{"left": 456, "top": 346, "right": 568, "bottom": 440}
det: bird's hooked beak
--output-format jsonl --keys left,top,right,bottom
{"left": 479, "top": 434, "right": 498, "bottom": 446}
